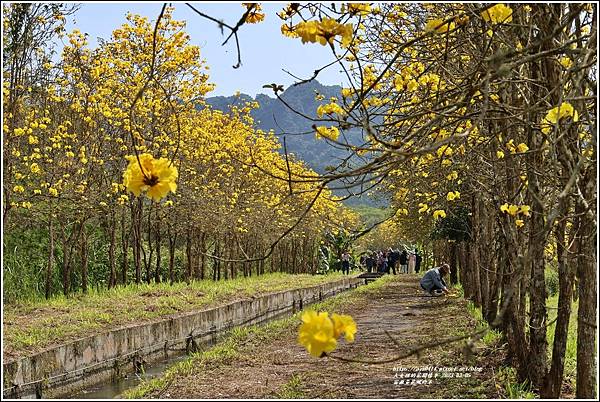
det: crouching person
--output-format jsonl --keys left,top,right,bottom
{"left": 419, "top": 263, "right": 450, "bottom": 296}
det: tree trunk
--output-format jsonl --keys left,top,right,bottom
{"left": 542, "top": 200, "right": 574, "bottom": 398}
{"left": 575, "top": 171, "right": 597, "bottom": 398}
{"left": 80, "top": 226, "right": 88, "bottom": 293}
{"left": 45, "top": 218, "right": 55, "bottom": 299}
{"left": 199, "top": 232, "right": 206, "bottom": 280}
{"left": 186, "top": 228, "right": 192, "bottom": 283}
{"left": 108, "top": 213, "right": 117, "bottom": 289}
{"left": 155, "top": 217, "right": 161, "bottom": 283}
{"left": 168, "top": 227, "right": 176, "bottom": 285}
{"left": 121, "top": 208, "right": 129, "bottom": 285}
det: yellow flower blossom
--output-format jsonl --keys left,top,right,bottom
{"left": 559, "top": 57, "right": 572, "bottom": 69}
{"left": 123, "top": 153, "right": 178, "bottom": 202}
{"left": 446, "top": 171, "right": 458, "bottom": 181}
{"left": 13, "top": 185, "right": 25, "bottom": 193}
{"left": 418, "top": 203, "right": 429, "bottom": 213}
{"left": 347, "top": 3, "right": 371, "bottom": 16}
{"left": 541, "top": 102, "right": 579, "bottom": 134}
{"left": 317, "top": 103, "right": 345, "bottom": 117}
{"left": 30, "top": 163, "right": 41, "bottom": 174}
{"left": 48, "top": 187, "right": 58, "bottom": 197}
{"left": 519, "top": 205, "right": 531, "bottom": 216}
{"left": 447, "top": 191, "right": 460, "bottom": 201}
{"left": 117, "top": 194, "right": 129, "bottom": 205}
{"left": 516, "top": 143, "right": 529, "bottom": 153}
{"left": 497, "top": 150, "right": 505, "bottom": 159}
{"left": 295, "top": 18, "right": 353, "bottom": 47}
{"left": 280, "top": 24, "right": 297, "bottom": 38}
{"left": 425, "top": 18, "right": 455, "bottom": 34}
{"left": 515, "top": 219, "right": 524, "bottom": 228}
{"left": 298, "top": 311, "right": 337, "bottom": 358}
{"left": 331, "top": 313, "right": 357, "bottom": 342}
{"left": 433, "top": 209, "right": 446, "bottom": 219}
{"left": 315, "top": 126, "right": 340, "bottom": 141}
{"left": 242, "top": 3, "right": 265, "bottom": 24}
{"left": 481, "top": 4, "right": 513, "bottom": 24}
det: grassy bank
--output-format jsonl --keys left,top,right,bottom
{"left": 462, "top": 291, "right": 579, "bottom": 398}
{"left": 3, "top": 272, "right": 350, "bottom": 359}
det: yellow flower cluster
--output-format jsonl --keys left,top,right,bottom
{"left": 505, "top": 140, "right": 529, "bottom": 154}
{"left": 559, "top": 57, "right": 572, "bottom": 69}
{"left": 294, "top": 18, "right": 353, "bottom": 47}
{"left": 424, "top": 18, "right": 455, "bottom": 34}
{"left": 242, "top": 3, "right": 265, "bottom": 24}
{"left": 433, "top": 209, "right": 446, "bottom": 220}
{"left": 541, "top": 102, "right": 579, "bottom": 134}
{"left": 446, "top": 191, "right": 460, "bottom": 201}
{"left": 481, "top": 4, "right": 513, "bottom": 24}
{"left": 122, "top": 153, "right": 178, "bottom": 202}
{"left": 500, "top": 203, "right": 530, "bottom": 227}
{"left": 298, "top": 310, "right": 357, "bottom": 358}
{"left": 317, "top": 102, "right": 345, "bottom": 118}
{"left": 347, "top": 3, "right": 371, "bottom": 16}
{"left": 315, "top": 126, "right": 340, "bottom": 141}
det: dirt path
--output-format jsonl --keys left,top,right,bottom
{"left": 140, "top": 275, "right": 504, "bottom": 399}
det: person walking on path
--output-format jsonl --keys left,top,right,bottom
{"left": 419, "top": 263, "right": 451, "bottom": 296}
{"left": 415, "top": 250, "right": 422, "bottom": 273}
{"left": 341, "top": 251, "right": 351, "bottom": 275}
{"left": 399, "top": 250, "right": 408, "bottom": 274}
{"left": 366, "top": 252, "right": 375, "bottom": 273}
{"left": 408, "top": 251, "right": 416, "bottom": 274}
{"left": 387, "top": 248, "right": 398, "bottom": 275}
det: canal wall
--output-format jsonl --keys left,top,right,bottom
{"left": 2, "top": 277, "right": 363, "bottom": 399}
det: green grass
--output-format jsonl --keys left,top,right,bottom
{"left": 496, "top": 366, "right": 536, "bottom": 399}
{"left": 3, "top": 272, "right": 348, "bottom": 358}
{"left": 276, "top": 374, "right": 306, "bottom": 399}
{"left": 124, "top": 275, "right": 395, "bottom": 399}
{"left": 465, "top": 301, "right": 502, "bottom": 347}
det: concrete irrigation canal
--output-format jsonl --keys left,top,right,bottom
{"left": 3, "top": 277, "right": 363, "bottom": 399}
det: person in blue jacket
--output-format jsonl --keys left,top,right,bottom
{"left": 420, "top": 263, "right": 450, "bottom": 296}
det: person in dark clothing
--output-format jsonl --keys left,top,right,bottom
{"left": 387, "top": 249, "right": 397, "bottom": 275}
{"left": 415, "top": 250, "right": 422, "bottom": 273}
{"left": 399, "top": 250, "right": 408, "bottom": 274}
{"left": 366, "top": 253, "right": 375, "bottom": 273}
{"left": 420, "top": 263, "right": 450, "bottom": 296}
{"left": 341, "top": 251, "right": 350, "bottom": 275}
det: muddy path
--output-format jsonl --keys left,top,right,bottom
{"left": 138, "top": 275, "right": 504, "bottom": 399}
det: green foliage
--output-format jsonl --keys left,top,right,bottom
{"left": 496, "top": 366, "right": 536, "bottom": 399}
{"left": 350, "top": 205, "right": 391, "bottom": 227}
{"left": 465, "top": 301, "right": 501, "bottom": 346}
{"left": 545, "top": 267, "right": 559, "bottom": 297}
{"left": 430, "top": 206, "right": 471, "bottom": 242}
{"left": 3, "top": 227, "right": 56, "bottom": 303}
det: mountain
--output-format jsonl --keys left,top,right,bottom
{"left": 206, "top": 80, "right": 384, "bottom": 207}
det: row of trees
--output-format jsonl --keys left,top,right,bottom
{"left": 2, "top": 4, "right": 359, "bottom": 300}
{"left": 273, "top": 2, "right": 596, "bottom": 398}
{"left": 2, "top": 2, "right": 596, "bottom": 397}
